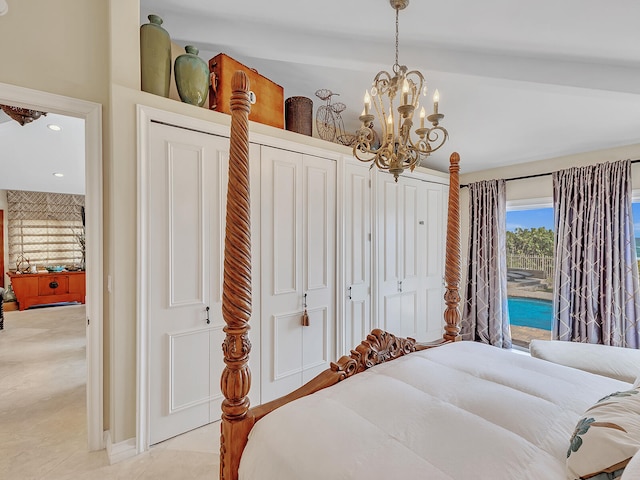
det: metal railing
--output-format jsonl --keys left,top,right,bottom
{"left": 507, "top": 254, "right": 554, "bottom": 279}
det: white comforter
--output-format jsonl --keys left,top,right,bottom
{"left": 239, "top": 341, "right": 630, "bottom": 480}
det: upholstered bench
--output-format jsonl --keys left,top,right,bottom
{"left": 529, "top": 339, "right": 640, "bottom": 384}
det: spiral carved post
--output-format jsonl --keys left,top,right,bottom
{"left": 220, "top": 71, "right": 253, "bottom": 480}
{"left": 443, "top": 152, "right": 462, "bottom": 341}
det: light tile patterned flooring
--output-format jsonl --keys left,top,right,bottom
{"left": 0, "top": 304, "right": 220, "bottom": 480}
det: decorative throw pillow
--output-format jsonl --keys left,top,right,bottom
{"left": 567, "top": 387, "right": 640, "bottom": 480}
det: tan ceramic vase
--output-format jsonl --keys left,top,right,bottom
{"left": 140, "top": 14, "right": 171, "bottom": 97}
{"left": 174, "top": 46, "right": 210, "bottom": 107}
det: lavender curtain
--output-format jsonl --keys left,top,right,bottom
{"left": 553, "top": 160, "right": 640, "bottom": 347}
{"left": 461, "top": 179, "right": 511, "bottom": 348}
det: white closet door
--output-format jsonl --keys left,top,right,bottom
{"left": 421, "top": 182, "right": 446, "bottom": 341}
{"left": 301, "top": 154, "right": 336, "bottom": 383}
{"left": 375, "top": 173, "right": 446, "bottom": 342}
{"left": 376, "top": 174, "right": 404, "bottom": 336}
{"left": 342, "top": 162, "right": 371, "bottom": 355}
{"left": 260, "top": 146, "right": 336, "bottom": 401}
{"left": 147, "top": 123, "right": 225, "bottom": 444}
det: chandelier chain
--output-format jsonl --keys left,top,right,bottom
{"left": 394, "top": 7, "right": 399, "bottom": 70}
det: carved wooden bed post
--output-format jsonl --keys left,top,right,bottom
{"left": 443, "top": 152, "right": 461, "bottom": 341}
{"left": 220, "top": 71, "right": 253, "bottom": 480}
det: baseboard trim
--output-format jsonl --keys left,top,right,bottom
{"left": 104, "top": 431, "right": 137, "bottom": 464}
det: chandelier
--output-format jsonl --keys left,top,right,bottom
{"left": 0, "top": 105, "right": 47, "bottom": 126}
{"left": 353, "top": 0, "right": 449, "bottom": 181}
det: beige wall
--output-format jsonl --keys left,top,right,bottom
{"left": 0, "top": 0, "right": 117, "bottom": 434}
{"left": 0, "top": 1, "right": 109, "bottom": 105}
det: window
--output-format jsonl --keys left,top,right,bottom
{"left": 506, "top": 206, "right": 554, "bottom": 348}
{"left": 6, "top": 190, "right": 85, "bottom": 271}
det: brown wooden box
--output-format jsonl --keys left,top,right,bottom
{"left": 208, "top": 53, "right": 284, "bottom": 129}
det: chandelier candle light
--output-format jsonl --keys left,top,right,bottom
{"left": 354, "top": 0, "right": 449, "bottom": 181}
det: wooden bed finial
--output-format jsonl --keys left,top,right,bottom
{"left": 220, "top": 70, "right": 254, "bottom": 480}
{"left": 443, "top": 152, "right": 461, "bottom": 341}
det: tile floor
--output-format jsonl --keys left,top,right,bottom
{"left": 0, "top": 304, "right": 220, "bottom": 480}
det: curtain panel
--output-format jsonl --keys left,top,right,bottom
{"left": 461, "top": 179, "right": 511, "bottom": 348}
{"left": 553, "top": 160, "right": 640, "bottom": 347}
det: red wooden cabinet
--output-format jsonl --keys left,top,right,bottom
{"left": 7, "top": 271, "right": 86, "bottom": 311}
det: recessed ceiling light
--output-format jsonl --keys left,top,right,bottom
{"left": 47, "top": 124, "right": 62, "bottom": 131}
{"left": 53, "top": 172, "right": 64, "bottom": 177}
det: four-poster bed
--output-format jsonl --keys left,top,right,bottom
{"left": 219, "top": 71, "right": 639, "bottom": 480}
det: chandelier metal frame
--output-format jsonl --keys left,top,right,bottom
{"left": 353, "top": 0, "right": 448, "bottom": 181}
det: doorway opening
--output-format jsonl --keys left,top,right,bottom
{"left": 0, "top": 82, "right": 103, "bottom": 452}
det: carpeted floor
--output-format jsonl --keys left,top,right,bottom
{"left": 0, "top": 304, "right": 220, "bottom": 479}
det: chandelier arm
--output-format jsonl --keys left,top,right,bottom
{"left": 405, "top": 70, "right": 425, "bottom": 106}
{"left": 424, "top": 126, "right": 449, "bottom": 153}
{"left": 371, "top": 93, "right": 387, "bottom": 140}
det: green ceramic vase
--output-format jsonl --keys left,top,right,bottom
{"left": 174, "top": 46, "right": 210, "bottom": 107}
{"left": 140, "top": 14, "right": 171, "bottom": 97}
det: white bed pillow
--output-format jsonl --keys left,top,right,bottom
{"left": 567, "top": 387, "right": 640, "bottom": 480}
{"left": 529, "top": 340, "right": 640, "bottom": 384}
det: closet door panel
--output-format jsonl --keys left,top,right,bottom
{"left": 302, "top": 306, "right": 328, "bottom": 383}
{"left": 302, "top": 155, "right": 335, "bottom": 384}
{"left": 337, "top": 163, "right": 372, "bottom": 357}
{"left": 377, "top": 176, "right": 401, "bottom": 333}
{"left": 343, "top": 162, "right": 371, "bottom": 355}
{"left": 382, "top": 180, "right": 400, "bottom": 284}
{"left": 423, "top": 183, "right": 446, "bottom": 341}
{"left": 374, "top": 172, "right": 447, "bottom": 342}
{"left": 148, "top": 123, "right": 227, "bottom": 445}
{"left": 272, "top": 161, "right": 299, "bottom": 294}
{"left": 261, "top": 147, "right": 336, "bottom": 401}
{"left": 383, "top": 293, "right": 402, "bottom": 334}
{"left": 261, "top": 146, "right": 303, "bottom": 402}
{"left": 305, "top": 164, "right": 330, "bottom": 289}
{"left": 167, "top": 150, "right": 204, "bottom": 306}
{"left": 400, "top": 290, "right": 418, "bottom": 339}
{"left": 273, "top": 312, "right": 304, "bottom": 380}
{"left": 401, "top": 181, "right": 419, "bottom": 281}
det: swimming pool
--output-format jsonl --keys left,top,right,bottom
{"left": 508, "top": 297, "right": 552, "bottom": 331}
